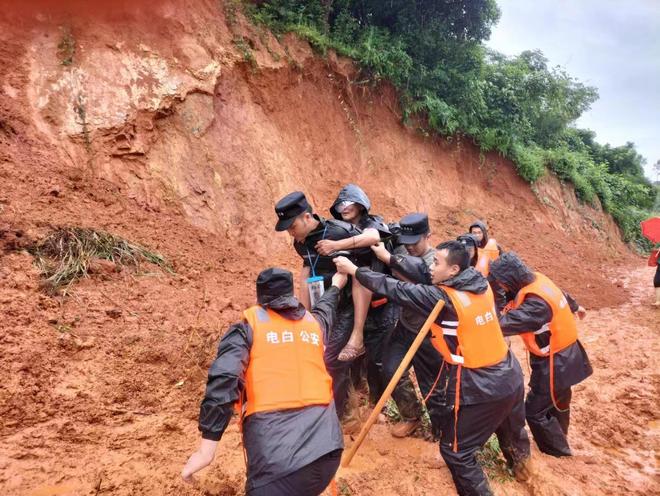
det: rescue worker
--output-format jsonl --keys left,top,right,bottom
{"left": 335, "top": 241, "right": 531, "bottom": 496}
{"left": 490, "top": 252, "right": 592, "bottom": 457}
{"left": 468, "top": 220, "right": 500, "bottom": 277}
{"left": 273, "top": 191, "right": 393, "bottom": 419}
{"left": 371, "top": 213, "right": 445, "bottom": 438}
{"left": 181, "top": 268, "right": 346, "bottom": 495}
{"left": 456, "top": 233, "right": 479, "bottom": 268}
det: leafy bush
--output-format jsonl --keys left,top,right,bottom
{"left": 247, "top": 0, "right": 654, "bottom": 247}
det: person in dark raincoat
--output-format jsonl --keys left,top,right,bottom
{"left": 314, "top": 184, "right": 404, "bottom": 424}
{"left": 468, "top": 220, "right": 500, "bottom": 252}
{"left": 371, "top": 212, "right": 445, "bottom": 438}
{"left": 182, "top": 268, "right": 346, "bottom": 496}
{"left": 490, "top": 252, "right": 592, "bottom": 457}
{"left": 468, "top": 220, "right": 503, "bottom": 278}
{"left": 456, "top": 233, "right": 479, "bottom": 268}
{"left": 334, "top": 241, "right": 531, "bottom": 496}
{"left": 273, "top": 191, "right": 398, "bottom": 419}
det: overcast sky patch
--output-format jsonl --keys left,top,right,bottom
{"left": 487, "top": 0, "right": 660, "bottom": 180}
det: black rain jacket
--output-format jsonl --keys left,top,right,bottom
{"left": 355, "top": 266, "right": 524, "bottom": 406}
{"left": 492, "top": 253, "right": 593, "bottom": 393}
{"left": 198, "top": 288, "right": 344, "bottom": 491}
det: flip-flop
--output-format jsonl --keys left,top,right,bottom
{"left": 338, "top": 344, "right": 366, "bottom": 362}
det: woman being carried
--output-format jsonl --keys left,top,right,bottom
{"left": 315, "top": 184, "right": 390, "bottom": 361}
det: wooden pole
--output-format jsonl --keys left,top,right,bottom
{"left": 341, "top": 300, "right": 446, "bottom": 468}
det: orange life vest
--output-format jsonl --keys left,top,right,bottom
{"left": 242, "top": 305, "right": 333, "bottom": 417}
{"left": 429, "top": 285, "right": 508, "bottom": 451}
{"left": 512, "top": 272, "right": 578, "bottom": 358}
{"left": 475, "top": 238, "right": 499, "bottom": 276}
{"left": 430, "top": 285, "right": 508, "bottom": 368}
{"left": 512, "top": 272, "right": 579, "bottom": 412}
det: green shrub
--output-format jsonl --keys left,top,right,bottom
{"left": 510, "top": 143, "right": 545, "bottom": 183}
{"left": 247, "top": 0, "right": 653, "bottom": 247}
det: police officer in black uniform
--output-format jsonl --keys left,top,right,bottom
{"left": 275, "top": 191, "right": 376, "bottom": 418}
{"left": 371, "top": 213, "right": 446, "bottom": 437}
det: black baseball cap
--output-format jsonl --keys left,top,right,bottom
{"left": 256, "top": 267, "right": 295, "bottom": 305}
{"left": 456, "top": 233, "right": 479, "bottom": 250}
{"left": 398, "top": 213, "right": 430, "bottom": 244}
{"left": 274, "top": 191, "right": 310, "bottom": 231}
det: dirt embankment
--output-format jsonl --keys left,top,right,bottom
{"left": 1, "top": 1, "right": 656, "bottom": 495}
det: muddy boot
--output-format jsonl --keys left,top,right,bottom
{"left": 654, "top": 287, "right": 660, "bottom": 307}
{"left": 390, "top": 419, "right": 421, "bottom": 438}
{"left": 512, "top": 457, "right": 534, "bottom": 482}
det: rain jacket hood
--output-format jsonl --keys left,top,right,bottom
{"left": 330, "top": 183, "right": 372, "bottom": 219}
{"left": 469, "top": 220, "right": 490, "bottom": 248}
{"left": 441, "top": 266, "right": 489, "bottom": 295}
{"left": 489, "top": 252, "right": 536, "bottom": 295}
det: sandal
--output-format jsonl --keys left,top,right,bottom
{"left": 338, "top": 344, "right": 366, "bottom": 362}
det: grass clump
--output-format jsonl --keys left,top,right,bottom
{"left": 30, "top": 227, "right": 172, "bottom": 293}
{"left": 476, "top": 434, "right": 514, "bottom": 483}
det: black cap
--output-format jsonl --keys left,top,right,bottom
{"left": 398, "top": 213, "right": 430, "bottom": 244}
{"left": 274, "top": 191, "right": 310, "bottom": 231}
{"left": 256, "top": 267, "right": 294, "bottom": 305}
{"left": 456, "top": 233, "right": 479, "bottom": 250}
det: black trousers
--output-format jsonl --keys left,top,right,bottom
{"left": 525, "top": 386, "right": 573, "bottom": 457}
{"left": 654, "top": 264, "right": 660, "bottom": 287}
{"left": 439, "top": 383, "right": 530, "bottom": 496}
{"left": 382, "top": 322, "right": 445, "bottom": 427}
{"left": 247, "top": 449, "right": 342, "bottom": 496}
{"left": 324, "top": 303, "right": 397, "bottom": 418}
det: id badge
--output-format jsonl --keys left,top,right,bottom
{"left": 307, "top": 275, "right": 325, "bottom": 308}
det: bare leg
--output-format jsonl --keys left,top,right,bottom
{"left": 338, "top": 277, "right": 370, "bottom": 361}
{"left": 299, "top": 266, "right": 311, "bottom": 310}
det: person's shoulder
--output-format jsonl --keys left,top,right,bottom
{"left": 521, "top": 293, "right": 550, "bottom": 306}
{"left": 220, "top": 320, "right": 252, "bottom": 345}
{"left": 293, "top": 238, "right": 308, "bottom": 252}
{"left": 426, "top": 284, "right": 448, "bottom": 303}
{"left": 325, "top": 217, "right": 357, "bottom": 233}
{"left": 360, "top": 215, "right": 391, "bottom": 238}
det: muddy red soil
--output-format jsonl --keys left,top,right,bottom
{"left": 0, "top": 1, "right": 657, "bottom": 495}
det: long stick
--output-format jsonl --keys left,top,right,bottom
{"left": 341, "top": 299, "right": 446, "bottom": 468}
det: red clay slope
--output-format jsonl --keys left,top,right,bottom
{"left": 1, "top": 1, "right": 654, "bottom": 495}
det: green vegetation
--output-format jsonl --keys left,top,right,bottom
{"left": 30, "top": 227, "right": 172, "bottom": 293}
{"left": 233, "top": 35, "right": 258, "bottom": 70}
{"left": 476, "top": 434, "right": 514, "bottom": 482}
{"left": 57, "top": 26, "right": 75, "bottom": 66}
{"left": 245, "top": 0, "right": 657, "bottom": 248}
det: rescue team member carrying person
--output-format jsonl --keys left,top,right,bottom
{"left": 181, "top": 268, "right": 346, "bottom": 496}
{"left": 334, "top": 241, "right": 531, "bottom": 496}
{"left": 370, "top": 213, "right": 445, "bottom": 439}
{"left": 490, "top": 252, "right": 592, "bottom": 458}
{"left": 273, "top": 191, "right": 398, "bottom": 419}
